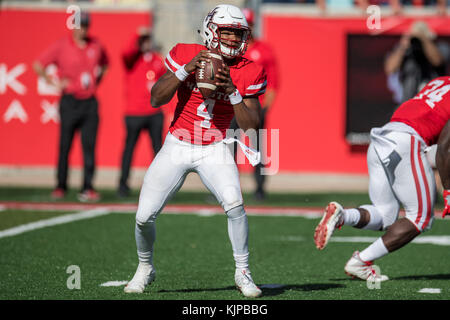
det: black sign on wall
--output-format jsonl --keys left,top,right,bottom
{"left": 345, "top": 34, "right": 450, "bottom": 145}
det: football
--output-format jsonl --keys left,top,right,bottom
{"left": 195, "top": 49, "right": 223, "bottom": 99}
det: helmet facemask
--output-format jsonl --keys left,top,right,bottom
{"left": 215, "top": 25, "right": 250, "bottom": 59}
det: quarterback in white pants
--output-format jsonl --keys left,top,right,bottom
{"left": 124, "top": 4, "right": 267, "bottom": 297}
{"left": 314, "top": 77, "right": 450, "bottom": 282}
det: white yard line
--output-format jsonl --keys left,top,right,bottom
{"left": 418, "top": 288, "right": 441, "bottom": 294}
{"left": 0, "top": 208, "right": 110, "bottom": 239}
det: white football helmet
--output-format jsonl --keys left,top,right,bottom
{"left": 200, "top": 4, "right": 250, "bottom": 59}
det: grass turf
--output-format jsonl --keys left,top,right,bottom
{"left": 0, "top": 210, "right": 449, "bottom": 300}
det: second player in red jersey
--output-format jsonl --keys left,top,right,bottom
{"left": 314, "top": 76, "right": 450, "bottom": 282}
{"left": 124, "top": 4, "right": 266, "bottom": 298}
{"left": 391, "top": 76, "right": 450, "bottom": 146}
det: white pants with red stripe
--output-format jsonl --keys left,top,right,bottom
{"left": 135, "top": 132, "right": 243, "bottom": 225}
{"left": 365, "top": 122, "right": 435, "bottom": 232}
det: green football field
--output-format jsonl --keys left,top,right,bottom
{"left": 0, "top": 187, "right": 449, "bottom": 301}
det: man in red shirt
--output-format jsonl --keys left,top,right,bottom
{"left": 33, "top": 12, "right": 108, "bottom": 202}
{"left": 124, "top": 5, "right": 266, "bottom": 297}
{"left": 230, "top": 8, "right": 279, "bottom": 201}
{"left": 117, "top": 26, "right": 166, "bottom": 198}
{"left": 314, "top": 77, "right": 450, "bottom": 282}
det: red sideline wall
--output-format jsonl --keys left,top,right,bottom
{"left": 1, "top": 9, "right": 450, "bottom": 174}
{"left": 0, "top": 8, "right": 161, "bottom": 171}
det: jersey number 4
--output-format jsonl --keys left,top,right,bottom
{"left": 414, "top": 79, "right": 450, "bottom": 108}
{"left": 197, "top": 99, "right": 216, "bottom": 128}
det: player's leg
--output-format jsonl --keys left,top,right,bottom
{"left": 382, "top": 135, "right": 436, "bottom": 251}
{"left": 195, "top": 142, "right": 261, "bottom": 297}
{"left": 79, "top": 97, "right": 99, "bottom": 194}
{"left": 125, "top": 133, "right": 191, "bottom": 293}
{"left": 254, "top": 107, "right": 267, "bottom": 200}
{"left": 55, "top": 95, "right": 79, "bottom": 195}
{"left": 341, "top": 143, "right": 398, "bottom": 281}
{"left": 228, "top": 116, "right": 240, "bottom": 159}
{"left": 118, "top": 116, "right": 143, "bottom": 197}
{"left": 314, "top": 143, "right": 396, "bottom": 250}
{"left": 346, "top": 133, "right": 435, "bottom": 281}
{"left": 147, "top": 112, "right": 164, "bottom": 155}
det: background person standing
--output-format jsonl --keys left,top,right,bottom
{"left": 117, "top": 26, "right": 166, "bottom": 198}
{"left": 33, "top": 12, "right": 109, "bottom": 202}
{"left": 230, "top": 8, "right": 279, "bottom": 201}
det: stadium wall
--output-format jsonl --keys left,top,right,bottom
{"left": 1, "top": 4, "right": 449, "bottom": 177}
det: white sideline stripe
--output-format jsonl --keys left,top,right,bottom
{"left": 100, "top": 281, "right": 128, "bottom": 287}
{"left": 418, "top": 288, "right": 441, "bottom": 294}
{"left": 0, "top": 208, "right": 110, "bottom": 239}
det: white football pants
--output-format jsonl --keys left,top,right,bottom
{"left": 135, "top": 132, "right": 244, "bottom": 225}
{"left": 365, "top": 124, "right": 435, "bottom": 232}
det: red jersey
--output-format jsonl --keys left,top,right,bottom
{"left": 122, "top": 34, "right": 166, "bottom": 116}
{"left": 244, "top": 39, "right": 279, "bottom": 91}
{"left": 37, "top": 35, "right": 109, "bottom": 99}
{"left": 243, "top": 40, "right": 279, "bottom": 107}
{"left": 164, "top": 43, "right": 267, "bottom": 145}
{"left": 391, "top": 76, "right": 450, "bottom": 145}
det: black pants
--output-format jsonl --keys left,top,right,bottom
{"left": 119, "top": 113, "right": 164, "bottom": 191}
{"left": 57, "top": 94, "right": 99, "bottom": 191}
{"left": 229, "top": 108, "right": 267, "bottom": 194}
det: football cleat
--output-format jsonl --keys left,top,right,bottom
{"left": 314, "top": 201, "right": 344, "bottom": 250}
{"left": 77, "top": 189, "right": 100, "bottom": 203}
{"left": 344, "top": 251, "right": 389, "bottom": 282}
{"left": 235, "top": 269, "right": 262, "bottom": 298}
{"left": 124, "top": 263, "right": 156, "bottom": 294}
{"left": 51, "top": 188, "right": 66, "bottom": 200}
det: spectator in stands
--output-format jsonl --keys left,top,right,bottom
{"left": 316, "top": 0, "right": 368, "bottom": 11}
{"left": 33, "top": 12, "right": 109, "bottom": 202}
{"left": 117, "top": 26, "right": 166, "bottom": 198}
{"left": 229, "top": 8, "right": 280, "bottom": 201}
{"left": 384, "top": 20, "right": 449, "bottom": 105}
{"left": 397, "top": 0, "right": 448, "bottom": 15}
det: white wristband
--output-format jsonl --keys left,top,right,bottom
{"left": 229, "top": 89, "right": 243, "bottom": 105}
{"left": 175, "top": 65, "right": 189, "bottom": 82}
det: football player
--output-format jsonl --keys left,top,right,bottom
{"left": 314, "top": 77, "right": 450, "bottom": 282}
{"left": 124, "top": 4, "right": 266, "bottom": 298}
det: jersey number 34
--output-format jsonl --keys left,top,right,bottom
{"left": 414, "top": 79, "right": 450, "bottom": 109}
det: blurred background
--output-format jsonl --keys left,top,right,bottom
{"left": 1, "top": 0, "right": 449, "bottom": 194}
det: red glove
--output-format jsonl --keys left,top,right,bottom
{"left": 443, "top": 190, "right": 450, "bottom": 218}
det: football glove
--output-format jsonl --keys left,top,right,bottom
{"left": 443, "top": 190, "right": 450, "bottom": 218}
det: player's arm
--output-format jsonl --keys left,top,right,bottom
{"left": 215, "top": 64, "right": 260, "bottom": 131}
{"left": 436, "top": 120, "right": 450, "bottom": 217}
{"left": 150, "top": 50, "right": 211, "bottom": 108}
{"left": 33, "top": 61, "right": 52, "bottom": 84}
{"left": 33, "top": 61, "right": 69, "bottom": 91}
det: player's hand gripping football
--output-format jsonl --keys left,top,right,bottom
{"left": 216, "top": 63, "right": 237, "bottom": 95}
{"left": 184, "top": 50, "right": 211, "bottom": 74}
{"left": 443, "top": 190, "right": 450, "bottom": 218}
